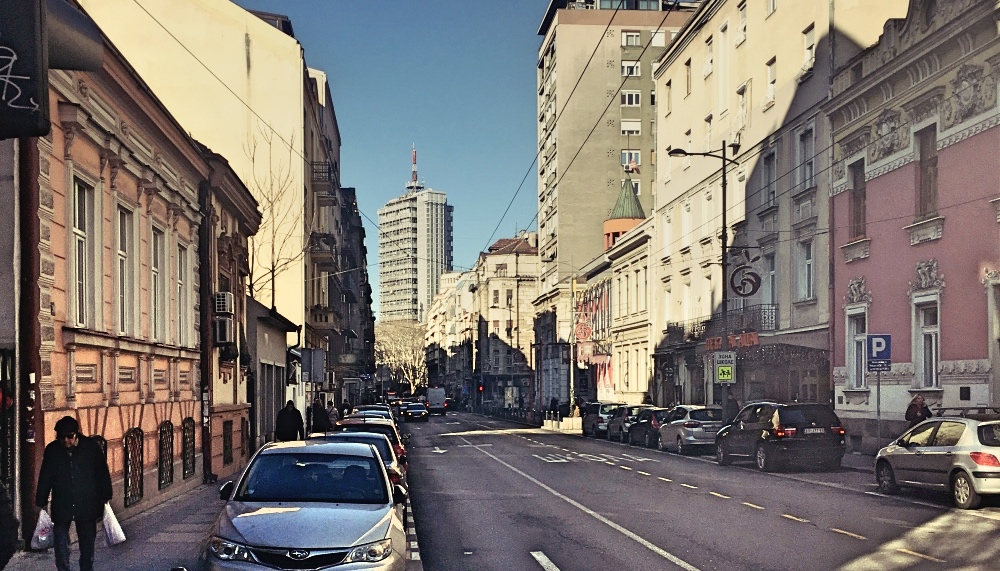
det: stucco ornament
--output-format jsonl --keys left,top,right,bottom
{"left": 909, "top": 259, "right": 944, "bottom": 294}
{"left": 845, "top": 276, "right": 872, "bottom": 305}
{"left": 944, "top": 64, "right": 996, "bottom": 128}
{"left": 871, "top": 109, "right": 904, "bottom": 162}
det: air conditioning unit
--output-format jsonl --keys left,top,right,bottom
{"left": 214, "top": 292, "right": 234, "bottom": 314}
{"left": 213, "top": 316, "right": 235, "bottom": 345}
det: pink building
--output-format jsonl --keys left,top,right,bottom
{"left": 825, "top": 0, "right": 1000, "bottom": 452}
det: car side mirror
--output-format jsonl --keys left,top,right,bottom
{"left": 219, "top": 480, "right": 234, "bottom": 501}
{"left": 392, "top": 484, "right": 408, "bottom": 505}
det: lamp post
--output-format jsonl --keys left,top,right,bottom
{"left": 669, "top": 141, "right": 740, "bottom": 354}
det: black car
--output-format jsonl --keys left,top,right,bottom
{"left": 715, "top": 402, "right": 846, "bottom": 471}
{"left": 402, "top": 402, "right": 430, "bottom": 422}
{"left": 627, "top": 407, "right": 673, "bottom": 448}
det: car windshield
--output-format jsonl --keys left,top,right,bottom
{"left": 653, "top": 410, "right": 671, "bottom": 421}
{"left": 407, "top": 404, "right": 427, "bottom": 411}
{"left": 600, "top": 404, "right": 621, "bottom": 414}
{"left": 979, "top": 423, "right": 1000, "bottom": 446}
{"left": 779, "top": 406, "right": 840, "bottom": 425}
{"left": 236, "top": 453, "right": 387, "bottom": 504}
{"left": 339, "top": 425, "right": 399, "bottom": 445}
{"left": 690, "top": 408, "right": 723, "bottom": 421}
{"left": 324, "top": 436, "right": 394, "bottom": 464}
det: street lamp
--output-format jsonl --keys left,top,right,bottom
{"left": 669, "top": 141, "right": 740, "bottom": 351}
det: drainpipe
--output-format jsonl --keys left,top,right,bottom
{"left": 198, "top": 181, "right": 216, "bottom": 483}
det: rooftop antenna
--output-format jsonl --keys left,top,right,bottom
{"left": 405, "top": 144, "right": 424, "bottom": 193}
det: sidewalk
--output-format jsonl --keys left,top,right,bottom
{"left": 9, "top": 482, "right": 224, "bottom": 571}
{"left": 840, "top": 451, "right": 875, "bottom": 474}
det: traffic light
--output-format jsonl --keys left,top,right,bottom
{"left": 0, "top": 0, "right": 103, "bottom": 139}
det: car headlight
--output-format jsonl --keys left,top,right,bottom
{"left": 208, "top": 537, "right": 255, "bottom": 562}
{"left": 345, "top": 539, "right": 392, "bottom": 563}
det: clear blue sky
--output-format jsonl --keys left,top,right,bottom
{"left": 233, "top": 0, "right": 545, "bottom": 312}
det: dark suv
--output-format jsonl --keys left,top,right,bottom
{"left": 715, "top": 402, "right": 846, "bottom": 471}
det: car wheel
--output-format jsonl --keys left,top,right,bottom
{"left": 876, "top": 461, "right": 899, "bottom": 495}
{"left": 620, "top": 429, "right": 628, "bottom": 444}
{"left": 755, "top": 444, "right": 775, "bottom": 472}
{"left": 716, "top": 440, "right": 732, "bottom": 466}
{"left": 676, "top": 437, "right": 687, "bottom": 456}
{"left": 606, "top": 429, "right": 614, "bottom": 441}
{"left": 657, "top": 433, "right": 667, "bottom": 451}
{"left": 952, "top": 471, "right": 982, "bottom": 509}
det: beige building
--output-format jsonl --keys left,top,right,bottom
{"left": 651, "top": 0, "right": 908, "bottom": 407}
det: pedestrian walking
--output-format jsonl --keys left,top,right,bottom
{"left": 722, "top": 389, "right": 741, "bottom": 423}
{"left": 905, "top": 394, "right": 933, "bottom": 428}
{"left": 338, "top": 399, "right": 352, "bottom": 420}
{"left": 274, "top": 400, "right": 304, "bottom": 441}
{"left": 34, "top": 416, "right": 113, "bottom": 571}
{"left": 309, "top": 398, "right": 332, "bottom": 433}
{"left": 326, "top": 400, "right": 340, "bottom": 425}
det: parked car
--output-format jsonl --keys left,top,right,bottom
{"left": 582, "top": 402, "right": 624, "bottom": 437}
{"left": 658, "top": 404, "right": 726, "bottom": 455}
{"left": 627, "top": 407, "right": 673, "bottom": 448}
{"left": 334, "top": 418, "right": 408, "bottom": 467}
{"left": 308, "top": 432, "right": 407, "bottom": 489}
{"left": 402, "top": 402, "right": 430, "bottom": 422}
{"left": 606, "top": 405, "right": 649, "bottom": 443}
{"left": 874, "top": 415, "right": 1000, "bottom": 509}
{"left": 202, "top": 441, "right": 408, "bottom": 570}
{"left": 715, "top": 402, "right": 846, "bottom": 471}
{"left": 346, "top": 409, "right": 396, "bottom": 425}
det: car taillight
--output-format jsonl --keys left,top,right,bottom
{"left": 389, "top": 472, "right": 402, "bottom": 485}
{"left": 774, "top": 425, "right": 797, "bottom": 438}
{"left": 970, "top": 452, "right": 1000, "bottom": 467}
{"left": 832, "top": 426, "right": 846, "bottom": 436}
{"left": 596, "top": 418, "right": 604, "bottom": 424}
{"left": 394, "top": 445, "right": 406, "bottom": 458}
{"left": 682, "top": 421, "right": 701, "bottom": 428}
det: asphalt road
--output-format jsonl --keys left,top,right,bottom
{"left": 406, "top": 412, "right": 1000, "bottom": 571}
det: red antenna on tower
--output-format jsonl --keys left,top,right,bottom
{"left": 405, "top": 143, "right": 423, "bottom": 192}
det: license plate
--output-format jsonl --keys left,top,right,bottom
{"left": 803, "top": 427, "right": 825, "bottom": 435}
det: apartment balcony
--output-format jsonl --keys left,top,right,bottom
{"left": 308, "top": 305, "right": 340, "bottom": 333}
{"left": 312, "top": 161, "right": 339, "bottom": 194}
{"left": 309, "top": 232, "right": 338, "bottom": 271}
{"left": 664, "top": 305, "right": 778, "bottom": 347}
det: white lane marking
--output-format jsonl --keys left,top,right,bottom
{"left": 680, "top": 483, "right": 698, "bottom": 489}
{"left": 432, "top": 447, "right": 448, "bottom": 454}
{"left": 658, "top": 477, "right": 672, "bottom": 483}
{"left": 637, "top": 471, "right": 651, "bottom": 476}
{"left": 410, "top": 541, "right": 419, "bottom": 548}
{"left": 782, "top": 514, "right": 810, "bottom": 523}
{"left": 830, "top": 528, "right": 867, "bottom": 540}
{"left": 709, "top": 492, "right": 730, "bottom": 499}
{"left": 469, "top": 442, "right": 703, "bottom": 571}
{"left": 620, "top": 465, "right": 633, "bottom": 471}
{"left": 410, "top": 552, "right": 421, "bottom": 560}
{"left": 742, "top": 502, "right": 764, "bottom": 510}
{"left": 530, "top": 551, "right": 562, "bottom": 571}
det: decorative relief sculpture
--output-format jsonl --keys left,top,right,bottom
{"left": 910, "top": 259, "right": 944, "bottom": 294}
{"left": 944, "top": 64, "right": 996, "bottom": 129}
{"left": 872, "top": 109, "right": 904, "bottom": 162}
{"left": 845, "top": 276, "right": 872, "bottom": 305}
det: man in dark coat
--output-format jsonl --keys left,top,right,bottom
{"left": 35, "top": 416, "right": 112, "bottom": 571}
{"left": 274, "top": 400, "right": 304, "bottom": 441}
{"left": 309, "top": 398, "right": 331, "bottom": 433}
{"left": 722, "top": 389, "right": 742, "bottom": 423}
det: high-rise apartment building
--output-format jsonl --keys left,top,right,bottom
{"left": 378, "top": 150, "right": 454, "bottom": 322}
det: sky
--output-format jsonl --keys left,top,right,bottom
{"left": 232, "top": 0, "right": 546, "bottom": 313}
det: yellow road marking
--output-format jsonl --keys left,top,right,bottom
{"left": 896, "top": 548, "right": 945, "bottom": 563}
{"left": 709, "top": 492, "right": 730, "bottom": 499}
{"left": 830, "top": 528, "right": 867, "bottom": 540}
{"left": 782, "top": 514, "right": 810, "bottom": 523}
{"left": 742, "top": 502, "right": 764, "bottom": 509}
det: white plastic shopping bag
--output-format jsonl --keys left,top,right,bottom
{"left": 30, "top": 509, "right": 53, "bottom": 550}
{"left": 102, "top": 503, "right": 126, "bottom": 546}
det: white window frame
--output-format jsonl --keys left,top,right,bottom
{"left": 116, "top": 205, "right": 135, "bottom": 336}
{"left": 798, "top": 127, "right": 815, "bottom": 189}
{"left": 763, "top": 151, "right": 777, "bottom": 207}
{"left": 621, "top": 179, "right": 640, "bottom": 196}
{"left": 761, "top": 253, "right": 776, "bottom": 305}
{"left": 621, "top": 119, "right": 641, "bottom": 136}
{"left": 846, "top": 306, "right": 868, "bottom": 389}
{"left": 622, "top": 31, "right": 641, "bottom": 47}
{"left": 767, "top": 0, "right": 777, "bottom": 17}
{"left": 620, "top": 150, "right": 640, "bottom": 167}
{"left": 796, "top": 240, "right": 814, "bottom": 301}
{"left": 703, "top": 36, "right": 714, "bottom": 78}
{"left": 177, "top": 244, "right": 189, "bottom": 346}
{"left": 151, "top": 227, "right": 165, "bottom": 342}
{"left": 736, "top": 2, "right": 747, "bottom": 45}
{"left": 621, "top": 90, "right": 641, "bottom": 107}
{"left": 912, "top": 293, "right": 940, "bottom": 388}
{"left": 764, "top": 58, "right": 777, "bottom": 108}
{"left": 803, "top": 24, "right": 816, "bottom": 68}
{"left": 651, "top": 30, "right": 665, "bottom": 47}
{"left": 71, "top": 178, "right": 96, "bottom": 328}
{"left": 621, "top": 60, "right": 641, "bottom": 77}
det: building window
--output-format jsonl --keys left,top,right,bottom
{"left": 762, "top": 254, "right": 776, "bottom": 305}
{"left": 621, "top": 179, "right": 640, "bottom": 196}
{"left": 736, "top": 2, "right": 747, "bottom": 45}
{"left": 796, "top": 240, "right": 814, "bottom": 301}
{"left": 651, "top": 30, "right": 665, "bottom": 47}
{"left": 492, "top": 290, "right": 499, "bottom": 306}
{"left": 151, "top": 228, "right": 165, "bottom": 341}
{"left": 72, "top": 179, "right": 95, "bottom": 327}
{"left": 703, "top": 36, "right": 713, "bottom": 77}
{"left": 495, "top": 263, "right": 507, "bottom": 277}
{"left": 117, "top": 206, "right": 134, "bottom": 336}
{"left": 704, "top": 114, "right": 713, "bottom": 152}
{"left": 622, "top": 31, "right": 641, "bottom": 47}
{"left": 849, "top": 161, "right": 867, "bottom": 239}
{"left": 684, "top": 59, "right": 692, "bottom": 95}
{"left": 767, "top": 0, "right": 777, "bottom": 16}
{"left": 802, "top": 24, "right": 816, "bottom": 67}
{"left": 621, "top": 90, "right": 641, "bottom": 107}
{"left": 847, "top": 310, "right": 867, "bottom": 388}
{"left": 621, "top": 60, "right": 640, "bottom": 77}
{"left": 177, "top": 245, "right": 189, "bottom": 346}
{"left": 763, "top": 152, "right": 777, "bottom": 207}
{"left": 916, "top": 125, "right": 938, "bottom": 220}
{"left": 619, "top": 119, "right": 640, "bottom": 137}
{"left": 664, "top": 81, "right": 672, "bottom": 115}
{"left": 799, "top": 128, "right": 815, "bottom": 189}
{"left": 914, "top": 300, "right": 939, "bottom": 388}
{"left": 764, "top": 58, "right": 777, "bottom": 108}
{"left": 505, "top": 289, "right": 513, "bottom": 307}
{"left": 650, "top": 90, "right": 656, "bottom": 106}
{"left": 621, "top": 150, "right": 640, "bottom": 168}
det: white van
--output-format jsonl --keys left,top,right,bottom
{"left": 426, "top": 387, "right": 447, "bottom": 415}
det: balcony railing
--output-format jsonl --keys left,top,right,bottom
{"left": 665, "top": 304, "right": 778, "bottom": 346}
{"left": 309, "top": 232, "right": 337, "bottom": 271}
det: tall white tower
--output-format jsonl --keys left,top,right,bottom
{"left": 378, "top": 148, "right": 454, "bottom": 322}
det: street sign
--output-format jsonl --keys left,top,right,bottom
{"left": 714, "top": 351, "right": 735, "bottom": 384}
{"left": 867, "top": 334, "right": 891, "bottom": 372}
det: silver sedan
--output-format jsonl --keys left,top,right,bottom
{"left": 875, "top": 415, "right": 1000, "bottom": 509}
{"left": 657, "top": 405, "right": 725, "bottom": 455}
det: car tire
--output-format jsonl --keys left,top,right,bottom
{"left": 952, "top": 471, "right": 982, "bottom": 509}
{"left": 876, "top": 461, "right": 899, "bottom": 495}
{"left": 620, "top": 429, "right": 628, "bottom": 444}
{"left": 755, "top": 444, "right": 775, "bottom": 472}
{"left": 676, "top": 437, "right": 687, "bottom": 456}
{"left": 606, "top": 429, "right": 614, "bottom": 441}
{"left": 716, "top": 440, "right": 732, "bottom": 466}
{"left": 657, "top": 433, "right": 667, "bottom": 451}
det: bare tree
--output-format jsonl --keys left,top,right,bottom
{"left": 243, "top": 123, "right": 310, "bottom": 305}
{"left": 374, "top": 321, "right": 427, "bottom": 395}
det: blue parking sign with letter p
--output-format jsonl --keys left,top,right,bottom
{"left": 867, "top": 334, "right": 891, "bottom": 372}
